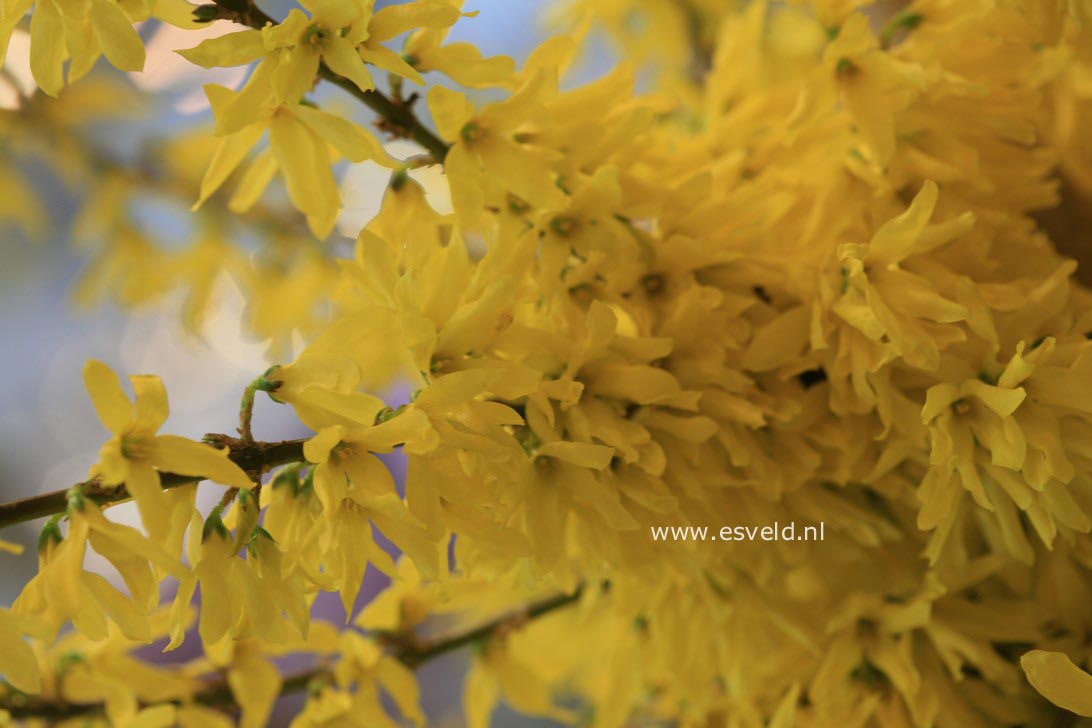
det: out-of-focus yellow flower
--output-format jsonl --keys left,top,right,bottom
{"left": 0, "top": 0, "right": 144, "bottom": 97}
{"left": 333, "top": 632, "right": 424, "bottom": 726}
{"left": 822, "top": 12, "right": 931, "bottom": 165}
{"left": 0, "top": 608, "right": 42, "bottom": 694}
{"left": 225, "top": 641, "right": 283, "bottom": 728}
{"left": 464, "top": 637, "right": 572, "bottom": 728}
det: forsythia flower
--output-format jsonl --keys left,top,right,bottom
{"left": 428, "top": 71, "right": 567, "bottom": 224}
{"left": 401, "top": 1, "right": 515, "bottom": 88}
{"left": 180, "top": 0, "right": 463, "bottom": 102}
{"left": 14, "top": 499, "right": 188, "bottom": 643}
{"left": 823, "top": 181, "right": 975, "bottom": 374}
{"left": 83, "top": 360, "right": 253, "bottom": 541}
{"left": 193, "top": 82, "right": 396, "bottom": 238}
{"left": 302, "top": 422, "right": 439, "bottom": 612}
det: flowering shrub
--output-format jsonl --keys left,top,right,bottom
{"left": 3, "top": 0, "right": 1092, "bottom": 725}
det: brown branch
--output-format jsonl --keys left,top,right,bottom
{"left": 316, "top": 64, "right": 448, "bottom": 161}
{"left": 0, "top": 437, "right": 306, "bottom": 530}
{"left": 400, "top": 587, "right": 587, "bottom": 668}
{"left": 1, "top": 587, "right": 585, "bottom": 721}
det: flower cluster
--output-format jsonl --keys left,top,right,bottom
{"left": 3, "top": 0, "right": 1092, "bottom": 726}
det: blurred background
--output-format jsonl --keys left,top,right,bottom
{"left": 0, "top": 1, "right": 615, "bottom": 723}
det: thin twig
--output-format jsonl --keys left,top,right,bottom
{"left": 0, "top": 438, "right": 306, "bottom": 530}
{"left": 400, "top": 587, "right": 585, "bottom": 667}
{"left": 316, "top": 64, "right": 449, "bottom": 161}
{"left": 1, "top": 587, "right": 585, "bottom": 720}
{"left": 217, "top": 487, "right": 241, "bottom": 511}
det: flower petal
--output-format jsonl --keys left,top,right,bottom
{"left": 537, "top": 441, "right": 614, "bottom": 469}
{"left": 427, "top": 85, "right": 476, "bottom": 142}
{"left": 83, "top": 360, "right": 133, "bottom": 434}
{"left": 0, "top": 611, "right": 40, "bottom": 694}
{"left": 29, "top": 0, "right": 66, "bottom": 97}
{"left": 150, "top": 435, "right": 253, "bottom": 490}
{"left": 90, "top": 0, "right": 146, "bottom": 72}
{"left": 303, "top": 425, "right": 347, "bottom": 464}
{"left": 1021, "top": 650, "right": 1092, "bottom": 717}
{"left": 291, "top": 104, "right": 395, "bottom": 166}
{"left": 131, "top": 374, "right": 169, "bottom": 434}
{"left": 126, "top": 462, "right": 170, "bottom": 541}
{"left": 177, "top": 29, "right": 266, "bottom": 68}
{"left": 228, "top": 647, "right": 282, "bottom": 728}
{"left": 323, "top": 36, "right": 375, "bottom": 93}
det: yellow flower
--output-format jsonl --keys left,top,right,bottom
{"left": 464, "top": 637, "right": 572, "bottom": 728}
{"left": 30, "top": 606, "right": 195, "bottom": 726}
{"left": 333, "top": 632, "right": 424, "bottom": 726}
{"left": 822, "top": 181, "right": 975, "bottom": 374}
{"left": 169, "top": 521, "right": 241, "bottom": 650}
{"left": 83, "top": 360, "right": 252, "bottom": 541}
{"left": 919, "top": 335, "right": 1092, "bottom": 561}
{"left": 428, "top": 71, "right": 567, "bottom": 224}
{"left": 919, "top": 373, "right": 1029, "bottom": 551}
{"left": 177, "top": 229, "right": 246, "bottom": 334}
{"left": 0, "top": 0, "right": 145, "bottom": 97}
{"left": 180, "top": 8, "right": 343, "bottom": 104}
{"left": 822, "top": 12, "right": 931, "bottom": 165}
{"left": 534, "top": 166, "right": 631, "bottom": 296}
{"left": 348, "top": 227, "right": 537, "bottom": 380}
{"left": 352, "top": 0, "right": 466, "bottom": 88}
{"left": 73, "top": 229, "right": 176, "bottom": 312}
{"left": 194, "top": 82, "right": 396, "bottom": 238}
{"left": 181, "top": 0, "right": 463, "bottom": 103}
{"left": 13, "top": 500, "right": 185, "bottom": 643}
{"left": 169, "top": 492, "right": 315, "bottom": 651}
{"left": 303, "top": 424, "right": 440, "bottom": 613}
{"left": 259, "top": 2, "right": 375, "bottom": 102}
{"left": 244, "top": 526, "right": 312, "bottom": 638}
{"left": 226, "top": 642, "right": 283, "bottom": 728}
{"left": 402, "top": 4, "right": 515, "bottom": 88}
{"left": 0, "top": 166, "right": 46, "bottom": 238}
{"left": 244, "top": 248, "right": 343, "bottom": 358}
